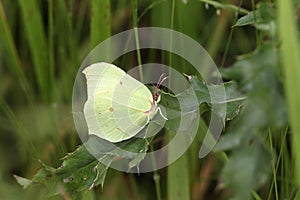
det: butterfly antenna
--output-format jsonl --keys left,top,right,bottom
{"left": 153, "top": 74, "right": 168, "bottom": 101}
{"left": 160, "top": 73, "right": 168, "bottom": 86}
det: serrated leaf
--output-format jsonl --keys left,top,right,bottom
{"left": 213, "top": 130, "right": 242, "bottom": 152}
{"left": 234, "top": 2, "right": 276, "bottom": 37}
{"left": 189, "top": 76, "right": 244, "bottom": 121}
{"left": 220, "top": 43, "right": 287, "bottom": 129}
{"left": 222, "top": 136, "right": 272, "bottom": 200}
{"left": 87, "top": 155, "right": 113, "bottom": 190}
{"left": 216, "top": 44, "right": 286, "bottom": 152}
{"left": 15, "top": 129, "right": 159, "bottom": 196}
{"left": 234, "top": 3, "right": 275, "bottom": 26}
{"left": 215, "top": 43, "right": 287, "bottom": 198}
{"left": 161, "top": 76, "right": 244, "bottom": 127}
{"left": 223, "top": 82, "right": 245, "bottom": 121}
{"left": 15, "top": 75, "right": 245, "bottom": 196}
{"left": 221, "top": 43, "right": 276, "bottom": 90}
{"left": 13, "top": 175, "right": 32, "bottom": 189}
{"left": 234, "top": 10, "right": 262, "bottom": 27}
{"left": 55, "top": 134, "right": 159, "bottom": 193}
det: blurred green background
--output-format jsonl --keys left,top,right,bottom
{"left": 1, "top": 0, "right": 300, "bottom": 199}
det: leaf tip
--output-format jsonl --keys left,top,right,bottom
{"left": 13, "top": 174, "right": 32, "bottom": 189}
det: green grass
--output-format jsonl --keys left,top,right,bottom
{"left": 0, "top": 0, "right": 299, "bottom": 199}
{"left": 278, "top": 0, "right": 300, "bottom": 190}
{"left": 18, "top": 0, "right": 52, "bottom": 102}
{"left": 0, "top": 0, "right": 32, "bottom": 102}
{"left": 91, "top": 0, "right": 111, "bottom": 48}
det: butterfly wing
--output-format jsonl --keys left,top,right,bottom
{"left": 83, "top": 62, "right": 154, "bottom": 142}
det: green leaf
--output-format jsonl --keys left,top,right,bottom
{"left": 222, "top": 43, "right": 287, "bottom": 128}
{"left": 18, "top": 0, "right": 52, "bottom": 101}
{"left": 234, "top": 11, "right": 260, "bottom": 27}
{"left": 215, "top": 43, "right": 287, "bottom": 198}
{"left": 236, "top": 2, "right": 275, "bottom": 26}
{"left": 13, "top": 175, "right": 32, "bottom": 189}
{"left": 234, "top": 2, "right": 276, "bottom": 37}
{"left": 0, "top": 1, "right": 31, "bottom": 99}
{"left": 222, "top": 136, "right": 272, "bottom": 200}
{"left": 167, "top": 152, "right": 190, "bottom": 200}
{"left": 278, "top": 0, "right": 300, "bottom": 188}
{"left": 15, "top": 131, "right": 157, "bottom": 196}
{"left": 189, "top": 76, "right": 244, "bottom": 121}
{"left": 221, "top": 44, "right": 275, "bottom": 88}
{"left": 161, "top": 76, "right": 244, "bottom": 130}
{"left": 90, "top": 0, "right": 111, "bottom": 48}
{"left": 216, "top": 43, "right": 287, "bottom": 152}
{"left": 160, "top": 90, "right": 195, "bottom": 132}
{"left": 223, "top": 81, "right": 245, "bottom": 121}
{"left": 15, "top": 75, "right": 245, "bottom": 196}
{"left": 55, "top": 133, "right": 159, "bottom": 194}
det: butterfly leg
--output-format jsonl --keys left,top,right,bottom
{"left": 157, "top": 106, "right": 168, "bottom": 120}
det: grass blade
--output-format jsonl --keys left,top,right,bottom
{"left": 0, "top": 0, "right": 32, "bottom": 101}
{"left": 278, "top": 0, "right": 300, "bottom": 188}
{"left": 18, "top": 0, "right": 51, "bottom": 102}
{"left": 167, "top": 149, "right": 190, "bottom": 200}
{"left": 132, "top": 0, "right": 143, "bottom": 80}
{"left": 48, "top": 0, "right": 55, "bottom": 96}
{"left": 90, "top": 0, "right": 111, "bottom": 48}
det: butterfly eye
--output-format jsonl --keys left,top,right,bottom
{"left": 153, "top": 92, "right": 160, "bottom": 102}
{"left": 153, "top": 93, "right": 157, "bottom": 101}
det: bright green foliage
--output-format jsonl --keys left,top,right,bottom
{"left": 0, "top": 0, "right": 299, "bottom": 199}
{"left": 91, "top": 0, "right": 111, "bottom": 48}
{"left": 14, "top": 72, "right": 245, "bottom": 197}
{"left": 14, "top": 135, "right": 150, "bottom": 196}
{"left": 234, "top": 2, "right": 276, "bottom": 37}
{"left": 216, "top": 43, "right": 288, "bottom": 199}
{"left": 278, "top": 0, "right": 300, "bottom": 189}
{"left": 167, "top": 152, "right": 190, "bottom": 200}
{"left": 18, "top": 0, "right": 52, "bottom": 102}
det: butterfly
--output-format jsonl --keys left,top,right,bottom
{"left": 83, "top": 62, "right": 167, "bottom": 142}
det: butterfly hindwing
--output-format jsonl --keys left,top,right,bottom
{"left": 83, "top": 62, "right": 154, "bottom": 142}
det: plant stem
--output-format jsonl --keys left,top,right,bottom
{"left": 198, "top": 0, "right": 249, "bottom": 14}
{"left": 48, "top": 0, "right": 55, "bottom": 100}
{"left": 132, "top": 0, "right": 143, "bottom": 81}
{"left": 278, "top": 0, "right": 300, "bottom": 188}
{"left": 221, "top": 0, "right": 243, "bottom": 68}
{"left": 168, "top": 0, "right": 175, "bottom": 86}
{"left": 150, "top": 144, "right": 162, "bottom": 200}
{"left": 251, "top": 0, "right": 260, "bottom": 47}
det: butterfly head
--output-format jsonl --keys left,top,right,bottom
{"left": 145, "top": 74, "right": 167, "bottom": 118}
